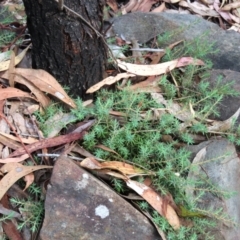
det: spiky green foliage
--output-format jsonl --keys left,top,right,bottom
{"left": 9, "top": 184, "right": 44, "bottom": 233}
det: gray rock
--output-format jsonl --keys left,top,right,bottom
{"left": 207, "top": 69, "right": 240, "bottom": 122}
{"left": 40, "top": 156, "right": 160, "bottom": 240}
{"left": 186, "top": 139, "right": 240, "bottom": 240}
{"left": 111, "top": 12, "right": 240, "bottom": 71}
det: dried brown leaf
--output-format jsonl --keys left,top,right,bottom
{"left": 95, "top": 144, "right": 120, "bottom": 155}
{"left": 0, "top": 45, "right": 31, "bottom": 72}
{"left": 0, "top": 132, "right": 38, "bottom": 144}
{"left": 80, "top": 157, "right": 102, "bottom": 169}
{"left": 213, "top": 0, "right": 233, "bottom": 22}
{"left": 207, "top": 107, "right": 240, "bottom": 132}
{"left": 126, "top": 179, "right": 181, "bottom": 230}
{"left": 0, "top": 87, "right": 35, "bottom": 101}
{"left": 81, "top": 157, "right": 146, "bottom": 175}
{"left": 117, "top": 57, "right": 204, "bottom": 76}
{"left": 151, "top": 93, "right": 195, "bottom": 122}
{"left": 179, "top": 0, "right": 219, "bottom": 17}
{"left": 106, "top": 0, "right": 118, "bottom": 12}
{"left": 72, "top": 145, "right": 95, "bottom": 158}
{"left": 221, "top": 1, "right": 240, "bottom": 11}
{"left": 87, "top": 72, "right": 136, "bottom": 93}
{"left": 101, "top": 161, "right": 146, "bottom": 175}
{"left": 151, "top": 2, "right": 166, "bottom": 12}
{"left": 0, "top": 163, "right": 52, "bottom": 200}
{"left": 128, "top": 76, "right": 162, "bottom": 93}
{"left": 0, "top": 154, "right": 29, "bottom": 163}
{"left": 23, "top": 172, "right": 34, "bottom": 191}
{"left": 14, "top": 68, "right": 76, "bottom": 108}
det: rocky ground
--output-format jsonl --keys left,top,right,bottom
{"left": 40, "top": 12, "right": 240, "bottom": 240}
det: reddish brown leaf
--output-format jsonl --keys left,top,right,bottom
{"left": 8, "top": 131, "right": 86, "bottom": 158}
{"left": 0, "top": 88, "right": 35, "bottom": 101}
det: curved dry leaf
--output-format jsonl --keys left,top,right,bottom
{"left": 0, "top": 154, "right": 29, "bottom": 164}
{"left": 0, "top": 132, "right": 38, "bottom": 144}
{"left": 23, "top": 172, "right": 34, "bottom": 191}
{"left": 151, "top": 92, "right": 195, "bottom": 122}
{"left": 151, "top": 2, "right": 166, "bottom": 12}
{"left": 1, "top": 71, "right": 50, "bottom": 108}
{"left": 87, "top": 72, "right": 136, "bottom": 93}
{"left": 72, "top": 145, "right": 95, "bottom": 158}
{"left": 80, "top": 157, "right": 146, "bottom": 175}
{"left": 228, "top": 24, "right": 240, "bottom": 32}
{"left": 96, "top": 169, "right": 128, "bottom": 180}
{"left": 0, "top": 45, "right": 31, "bottom": 72}
{"left": 100, "top": 161, "right": 146, "bottom": 175}
{"left": 207, "top": 107, "right": 240, "bottom": 132}
{"left": 122, "top": 0, "right": 139, "bottom": 12}
{"left": 229, "top": 13, "right": 240, "bottom": 24}
{"left": 106, "top": 0, "right": 118, "bottom": 12}
{"left": 44, "top": 112, "right": 76, "bottom": 138}
{"left": 137, "top": 0, "right": 158, "bottom": 12}
{"left": 95, "top": 144, "right": 120, "bottom": 155}
{"left": 0, "top": 88, "right": 35, "bottom": 101}
{"left": 221, "top": 1, "right": 240, "bottom": 11}
{"left": 0, "top": 163, "right": 52, "bottom": 200}
{"left": 14, "top": 68, "right": 76, "bottom": 108}
{"left": 213, "top": 0, "right": 233, "bottom": 22}
{"left": 179, "top": 0, "right": 219, "bottom": 17}
{"left": 117, "top": 57, "right": 204, "bottom": 76}
{"left": 80, "top": 157, "right": 102, "bottom": 169}
{"left": 126, "top": 179, "right": 181, "bottom": 230}
{"left": 128, "top": 76, "right": 162, "bottom": 93}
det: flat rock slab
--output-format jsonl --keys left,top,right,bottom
{"left": 40, "top": 156, "right": 160, "bottom": 240}
{"left": 111, "top": 12, "right": 240, "bottom": 71}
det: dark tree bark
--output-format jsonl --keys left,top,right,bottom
{"left": 22, "top": 0, "right": 107, "bottom": 99}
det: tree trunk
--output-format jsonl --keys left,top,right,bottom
{"left": 22, "top": 0, "right": 107, "bottom": 99}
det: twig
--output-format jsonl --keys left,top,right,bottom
{"left": 130, "top": 48, "right": 165, "bottom": 52}
{"left": 37, "top": 153, "right": 105, "bottom": 162}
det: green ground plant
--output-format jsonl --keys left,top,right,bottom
{"left": 0, "top": 183, "right": 44, "bottom": 239}
{"left": 9, "top": 183, "right": 44, "bottom": 233}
